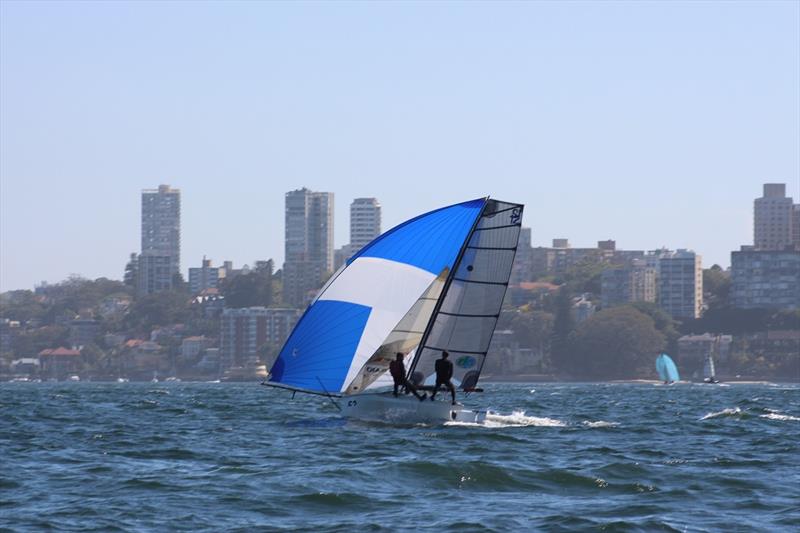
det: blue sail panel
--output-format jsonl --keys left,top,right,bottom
{"left": 270, "top": 300, "right": 372, "bottom": 392}
{"left": 656, "top": 353, "right": 680, "bottom": 383}
{"left": 348, "top": 198, "right": 485, "bottom": 275}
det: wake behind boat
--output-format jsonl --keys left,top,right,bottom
{"left": 264, "top": 197, "right": 524, "bottom": 424}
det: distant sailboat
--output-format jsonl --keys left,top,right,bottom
{"left": 703, "top": 336, "right": 721, "bottom": 384}
{"left": 265, "top": 197, "right": 524, "bottom": 423}
{"left": 655, "top": 353, "right": 680, "bottom": 384}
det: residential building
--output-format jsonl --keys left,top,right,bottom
{"left": 657, "top": 249, "right": 703, "bottom": 319}
{"left": 137, "top": 254, "right": 174, "bottom": 295}
{"left": 601, "top": 260, "right": 657, "bottom": 308}
{"left": 350, "top": 197, "right": 381, "bottom": 252}
{"left": 39, "top": 347, "right": 82, "bottom": 380}
{"left": 511, "top": 227, "right": 533, "bottom": 284}
{"left": 484, "top": 330, "right": 541, "bottom": 375}
{"left": 220, "top": 307, "right": 300, "bottom": 369}
{"left": 283, "top": 188, "right": 334, "bottom": 307}
{"left": 189, "top": 257, "right": 225, "bottom": 294}
{"left": 181, "top": 336, "right": 211, "bottom": 361}
{"left": 138, "top": 184, "right": 181, "bottom": 295}
{"left": 530, "top": 239, "right": 631, "bottom": 278}
{"left": 730, "top": 247, "right": 800, "bottom": 310}
{"left": 754, "top": 183, "right": 796, "bottom": 251}
{"left": 69, "top": 318, "right": 100, "bottom": 349}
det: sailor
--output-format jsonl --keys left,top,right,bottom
{"left": 389, "top": 353, "right": 426, "bottom": 401}
{"left": 431, "top": 350, "right": 457, "bottom": 405}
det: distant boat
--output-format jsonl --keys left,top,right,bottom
{"left": 703, "top": 336, "right": 721, "bottom": 384}
{"left": 655, "top": 353, "right": 680, "bottom": 384}
{"left": 264, "top": 197, "right": 523, "bottom": 423}
{"left": 68, "top": 375, "right": 81, "bottom": 382}
{"left": 116, "top": 377, "right": 129, "bottom": 383}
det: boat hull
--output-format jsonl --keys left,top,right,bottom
{"left": 342, "top": 392, "right": 486, "bottom": 424}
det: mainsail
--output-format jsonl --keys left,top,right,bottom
{"left": 269, "top": 198, "right": 487, "bottom": 394}
{"left": 408, "top": 199, "right": 524, "bottom": 390}
{"left": 656, "top": 353, "right": 680, "bottom": 383}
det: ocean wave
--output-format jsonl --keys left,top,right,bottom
{"left": 759, "top": 412, "right": 800, "bottom": 421}
{"left": 486, "top": 410, "right": 566, "bottom": 427}
{"left": 699, "top": 407, "right": 744, "bottom": 420}
{"left": 582, "top": 420, "right": 620, "bottom": 428}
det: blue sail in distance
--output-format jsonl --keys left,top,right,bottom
{"left": 655, "top": 353, "right": 680, "bottom": 383}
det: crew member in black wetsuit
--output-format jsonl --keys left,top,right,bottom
{"left": 389, "top": 353, "right": 426, "bottom": 401}
{"left": 431, "top": 350, "right": 457, "bottom": 405}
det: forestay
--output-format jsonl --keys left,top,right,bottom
{"left": 408, "top": 200, "right": 523, "bottom": 390}
{"left": 268, "top": 199, "right": 487, "bottom": 394}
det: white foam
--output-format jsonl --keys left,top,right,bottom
{"left": 582, "top": 420, "right": 619, "bottom": 428}
{"left": 760, "top": 412, "right": 800, "bottom": 422}
{"left": 446, "top": 410, "right": 566, "bottom": 428}
{"left": 700, "top": 407, "right": 742, "bottom": 420}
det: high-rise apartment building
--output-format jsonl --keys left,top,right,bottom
{"left": 731, "top": 247, "right": 800, "bottom": 310}
{"left": 220, "top": 307, "right": 300, "bottom": 369}
{"left": 138, "top": 184, "right": 180, "bottom": 295}
{"left": 349, "top": 198, "right": 381, "bottom": 252}
{"left": 601, "top": 259, "right": 657, "bottom": 308}
{"left": 283, "top": 188, "right": 334, "bottom": 307}
{"left": 657, "top": 249, "right": 703, "bottom": 319}
{"left": 754, "top": 183, "right": 796, "bottom": 251}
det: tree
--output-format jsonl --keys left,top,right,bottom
{"left": 629, "top": 301, "right": 680, "bottom": 353}
{"left": 123, "top": 290, "right": 191, "bottom": 334}
{"left": 123, "top": 253, "right": 138, "bottom": 291}
{"left": 550, "top": 286, "right": 575, "bottom": 373}
{"left": 0, "top": 290, "right": 47, "bottom": 322}
{"left": 568, "top": 306, "right": 665, "bottom": 379}
{"left": 220, "top": 269, "right": 274, "bottom": 308}
{"left": 703, "top": 264, "right": 730, "bottom": 310}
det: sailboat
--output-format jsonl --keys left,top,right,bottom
{"left": 703, "top": 336, "right": 720, "bottom": 384}
{"left": 265, "top": 197, "right": 523, "bottom": 423}
{"left": 655, "top": 353, "right": 680, "bottom": 384}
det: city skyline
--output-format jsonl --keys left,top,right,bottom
{"left": 2, "top": 181, "right": 799, "bottom": 292}
{"left": 1, "top": 1, "right": 798, "bottom": 291}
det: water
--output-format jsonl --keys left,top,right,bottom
{"left": 2, "top": 382, "right": 799, "bottom": 532}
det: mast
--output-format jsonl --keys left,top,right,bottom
{"left": 407, "top": 197, "right": 490, "bottom": 378}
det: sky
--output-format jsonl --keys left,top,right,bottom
{"left": 1, "top": 1, "right": 798, "bottom": 292}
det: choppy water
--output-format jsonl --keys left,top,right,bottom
{"left": 2, "top": 382, "right": 799, "bottom": 532}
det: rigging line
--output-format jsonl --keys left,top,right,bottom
{"left": 316, "top": 377, "right": 342, "bottom": 412}
{"left": 466, "top": 246, "right": 519, "bottom": 251}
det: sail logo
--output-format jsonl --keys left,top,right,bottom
{"left": 510, "top": 208, "right": 521, "bottom": 224}
{"left": 456, "top": 356, "right": 476, "bottom": 369}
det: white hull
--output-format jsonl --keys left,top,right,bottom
{"left": 342, "top": 392, "right": 487, "bottom": 424}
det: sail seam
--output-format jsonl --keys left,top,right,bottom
{"left": 473, "top": 223, "right": 521, "bottom": 231}
{"left": 466, "top": 246, "right": 518, "bottom": 251}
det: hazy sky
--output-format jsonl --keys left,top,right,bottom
{"left": 1, "top": 1, "right": 798, "bottom": 292}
